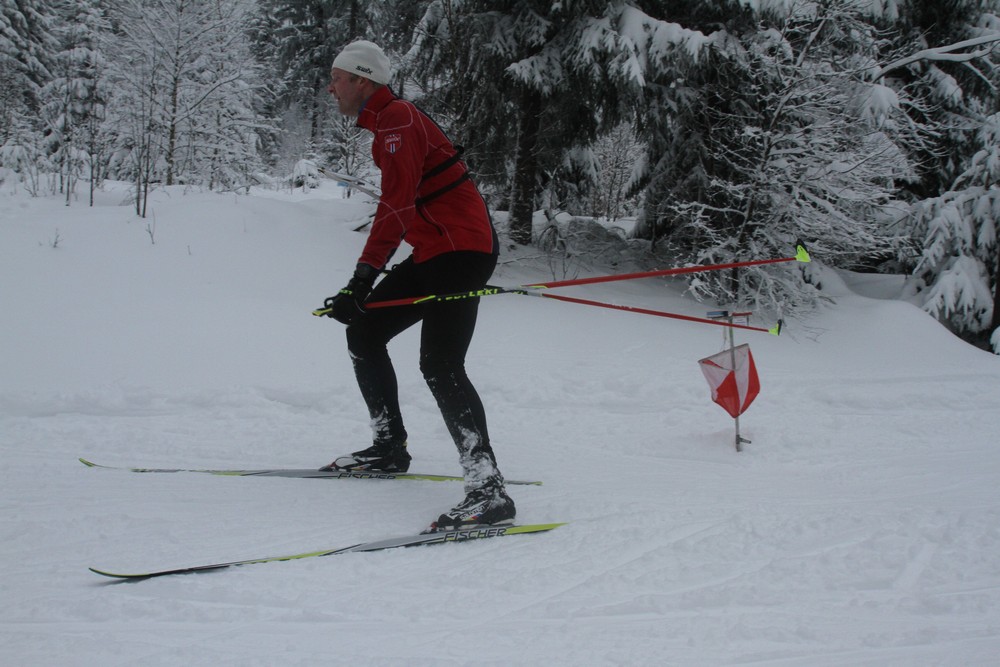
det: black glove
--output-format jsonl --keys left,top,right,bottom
{"left": 323, "top": 264, "right": 379, "bottom": 324}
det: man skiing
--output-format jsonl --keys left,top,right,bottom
{"left": 320, "top": 40, "right": 515, "bottom": 532}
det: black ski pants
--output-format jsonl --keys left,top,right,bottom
{"left": 344, "top": 251, "right": 500, "bottom": 486}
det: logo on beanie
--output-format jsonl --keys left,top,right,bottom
{"left": 356, "top": 65, "right": 373, "bottom": 75}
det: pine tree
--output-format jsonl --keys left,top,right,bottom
{"left": 270, "top": 0, "right": 339, "bottom": 145}
{"left": 405, "top": 0, "right": 517, "bottom": 191}
{"left": 40, "top": 0, "right": 110, "bottom": 205}
{"left": 0, "top": 0, "right": 56, "bottom": 135}
{"left": 627, "top": 0, "right": 754, "bottom": 248}
{"left": 908, "top": 113, "right": 1000, "bottom": 349}
{"left": 632, "top": 1, "right": 945, "bottom": 315}
{"left": 879, "top": 0, "right": 1000, "bottom": 348}
{"left": 1, "top": 0, "right": 57, "bottom": 190}
{"left": 882, "top": 0, "right": 1000, "bottom": 198}
{"left": 262, "top": 0, "right": 358, "bottom": 160}
{"left": 0, "top": 114, "right": 45, "bottom": 194}
{"left": 408, "top": 1, "right": 656, "bottom": 244}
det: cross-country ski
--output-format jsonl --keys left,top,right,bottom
{"left": 90, "top": 523, "right": 565, "bottom": 580}
{"left": 78, "top": 458, "right": 543, "bottom": 485}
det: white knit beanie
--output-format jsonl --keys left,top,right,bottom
{"left": 331, "top": 40, "right": 390, "bottom": 85}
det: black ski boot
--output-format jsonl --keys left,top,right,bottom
{"left": 427, "top": 480, "right": 515, "bottom": 532}
{"left": 321, "top": 441, "right": 411, "bottom": 473}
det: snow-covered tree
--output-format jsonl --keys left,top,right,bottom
{"left": 186, "top": 3, "right": 268, "bottom": 191}
{"left": 103, "top": 20, "right": 161, "bottom": 216}
{"left": 1, "top": 0, "right": 57, "bottom": 192}
{"left": 908, "top": 113, "right": 1000, "bottom": 349}
{"left": 605, "top": 1, "right": 735, "bottom": 245}
{"left": 259, "top": 0, "right": 362, "bottom": 168}
{"left": 0, "top": 115, "right": 47, "bottom": 194}
{"left": 103, "top": 0, "right": 265, "bottom": 212}
{"left": 633, "top": 1, "right": 931, "bottom": 314}
{"left": 872, "top": 0, "right": 1000, "bottom": 349}
{"left": 588, "top": 123, "right": 643, "bottom": 222}
{"left": 408, "top": 1, "right": 690, "bottom": 244}
{"left": 40, "top": 0, "right": 110, "bottom": 205}
{"left": 265, "top": 0, "right": 339, "bottom": 145}
{"left": 0, "top": 0, "right": 55, "bottom": 138}
{"left": 877, "top": 0, "right": 1000, "bottom": 197}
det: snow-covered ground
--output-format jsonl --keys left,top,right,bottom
{"left": 2, "top": 182, "right": 999, "bottom": 665}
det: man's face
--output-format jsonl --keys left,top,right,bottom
{"left": 328, "top": 68, "right": 369, "bottom": 117}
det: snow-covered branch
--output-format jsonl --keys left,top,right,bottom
{"left": 871, "top": 33, "right": 1000, "bottom": 81}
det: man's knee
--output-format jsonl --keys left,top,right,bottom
{"left": 420, "top": 356, "right": 463, "bottom": 385}
{"left": 346, "top": 321, "right": 381, "bottom": 356}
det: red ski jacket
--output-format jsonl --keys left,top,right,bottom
{"left": 355, "top": 86, "right": 496, "bottom": 270}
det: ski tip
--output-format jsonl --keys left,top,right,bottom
{"left": 89, "top": 567, "right": 147, "bottom": 580}
{"left": 769, "top": 319, "right": 783, "bottom": 336}
{"left": 79, "top": 457, "right": 98, "bottom": 468}
{"left": 516, "top": 521, "right": 567, "bottom": 532}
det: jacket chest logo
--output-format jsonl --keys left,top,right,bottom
{"left": 384, "top": 133, "right": 402, "bottom": 154}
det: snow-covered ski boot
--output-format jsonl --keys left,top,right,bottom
{"left": 425, "top": 481, "right": 516, "bottom": 533}
{"left": 321, "top": 441, "right": 411, "bottom": 473}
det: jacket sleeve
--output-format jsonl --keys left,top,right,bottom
{"left": 358, "top": 103, "right": 425, "bottom": 270}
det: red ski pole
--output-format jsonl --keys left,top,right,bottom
{"left": 350, "top": 245, "right": 810, "bottom": 311}
{"left": 313, "top": 246, "right": 807, "bottom": 334}
{"left": 533, "top": 292, "right": 782, "bottom": 335}
{"left": 521, "top": 245, "right": 811, "bottom": 290}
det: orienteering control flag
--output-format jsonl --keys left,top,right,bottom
{"left": 698, "top": 344, "right": 760, "bottom": 418}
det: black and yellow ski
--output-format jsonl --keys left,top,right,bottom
{"left": 79, "top": 458, "right": 542, "bottom": 485}
{"left": 90, "top": 523, "right": 566, "bottom": 580}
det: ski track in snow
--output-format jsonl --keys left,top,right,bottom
{"left": 2, "top": 185, "right": 1000, "bottom": 665}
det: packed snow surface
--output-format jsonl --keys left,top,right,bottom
{"left": 2, "top": 183, "right": 999, "bottom": 665}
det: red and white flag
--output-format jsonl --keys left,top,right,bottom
{"left": 698, "top": 343, "right": 760, "bottom": 418}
